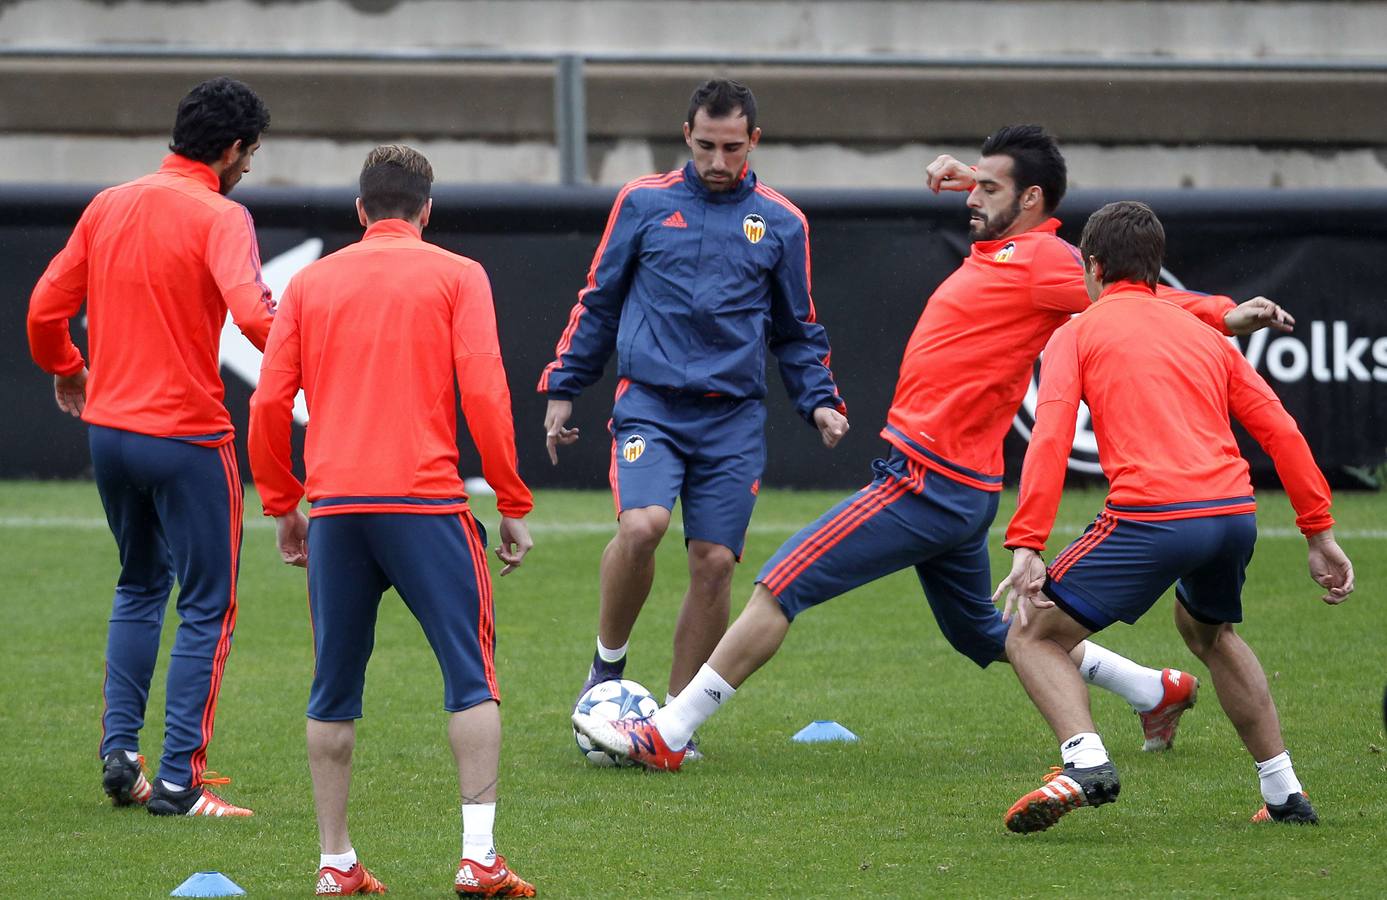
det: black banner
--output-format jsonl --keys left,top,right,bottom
{"left": 4, "top": 183, "right": 1384, "bottom": 492}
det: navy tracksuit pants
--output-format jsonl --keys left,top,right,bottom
{"left": 89, "top": 425, "right": 242, "bottom": 788}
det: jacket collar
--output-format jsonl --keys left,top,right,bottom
{"left": 363, "top": 218, "right": 423, "bottom": 240}
{"left": 970, "top": 217, "right": 1062, "bottom": 254}
{"left": 159, "top": 153, "right": 221, "bottom": 192}
{"left": 681, "top": 160, "right": 757, "bottom": 203}
{"left": 1097, "top": 279, "right": 1159, "bottom": 301}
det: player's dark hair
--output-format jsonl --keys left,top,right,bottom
{"left": 169, "top": 77, "right": 270, "bottom": 164}
{"left": 1080, "top": 201, "right": 1165, "bottom": 289}
{"left": 980, "top": 124, "right": 1066, "bottom": 213}
{"left": 359, "top": 144, "right": 434, "bottom": 221}
{"left": 686, "top": 78, "right": 757, "bottom": 135}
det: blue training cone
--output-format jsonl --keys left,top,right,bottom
{"left": 171, "top": 871, "right": 246, "bottom": 897}
{"left": 792, "top": 720, "right": 859, "bottom": 743}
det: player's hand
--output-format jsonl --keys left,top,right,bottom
{"left": 1224, "top": 296, "right": 1295, "bottom": 335}
{"left": 925, "top": 155, "right": 976, "bottom": 193}
{"left": 813, "top": 406, "right": 850, "bottom": 448}
{"left": 54, "top": 368, "right": 88, "bottom": 417}
{"left": 1307, "top": 529, "right": 1354, "bottom": 604}
{"left": 992, "top": 548, "right": 1050, "bottom": 627}
{"left": 275, "top": 510, "right": 309, "bottom": 568}
{"left": 496, "top": 516, "right": 533, "bottom": 576}
{"left": 544, "top": 398, "right": 580, "bottom": 465}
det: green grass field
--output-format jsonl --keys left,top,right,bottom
{"left": 1, "top": 481, "right": 1383, "bottom": 898}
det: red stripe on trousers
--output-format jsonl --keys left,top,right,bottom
{"left": 1051, "top": 512, "right": 1111, "bottom": 572}
{"left": 1051, "top": 513, "right": 1117, "bottom": 581}
{"left": 191, "top": 443, "right": 241, "bottom": 783}
{"left": 762, "top": 478, "right": 909, "bottom": 594}
{"left": 460, "top": 514, "right": 499, "bottom": 699}
{"left": 607, "top": 428, "right": 620, "bottom": 517}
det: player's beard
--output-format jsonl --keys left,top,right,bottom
{"left": 970, "top": 196, "right": 1022, "bottom": 242}
{"left": 218, "top": 150, "right": 251, "bottom": 195}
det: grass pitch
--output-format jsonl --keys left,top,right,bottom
{"left": 1, "top": 480, "right": 1383, "bottom": 897}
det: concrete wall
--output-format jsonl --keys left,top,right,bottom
{"left": 3, "top": 0, "right": 1385, "bottom": 189}
{"left": 4, "top": 0, "right": 1385, "bottom": 60}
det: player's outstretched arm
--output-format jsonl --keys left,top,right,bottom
{"left": 544, "top": 397, "right": 580, "bottom": 464}
{"left": 1307, "top": 529, "right": 1354, "bottom": 604}
{"left": 925, "top": 154, "right": 977, "bottom": 193}
{"left": 812, "top": 406, "right": 849, "bottom": 448}
{"left": 1223, "top": 296, "right": 1295, "bottom": 336}
{"left": 496, "top": 516, "right": 534, "bottom": 577}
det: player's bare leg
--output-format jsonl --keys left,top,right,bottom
{"left": 578, "top": 506, "right": 672, "bottom": 698}
{"left": 667, "top": 539, "right": 735, "bottom": 696}
{"left": 705, "top": 585, "right": 791, "bottom": 688}
{"left": 1173, "top": 603, "right": 1314, "bottom": 823}
{"left": 450, "top": 702, "right": 535, "bottom": 895}
{"left": 1174, "top": 604, "right": 1282, "bottom": 759}
{"left": 450, "top": 702, "right": 500, "bottom": 809}
{"left": 308, "top": 719, "right": 387, "bottom": 894}
{"left": 596, "top": 505, "right": 671, "bottom": 651}
{"left": 1003, "top": 606, "right": 1120, "bottom": 833}
{"left": 1006, "top": 605, "right": 1095, "bottom": 741}
{"left": 307, "top": 719, "right": 356, "bottom": 855}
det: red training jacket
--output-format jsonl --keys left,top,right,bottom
{"left": 1006, "top": 281, "right": 1333, "bottom": 551}
{"left": 249, "top": 218, "right": 533, "bottom": 520}
{"left": 27, "top": 154, "right": 274, "bottom": 439}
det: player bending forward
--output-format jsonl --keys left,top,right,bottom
{"left": 994, "top": 201, "right": 1354, "bottom": 833}
{"left": 250, "top": 146, "right": 536, "bottom": 896}
{"left": 574, "top": 125, "right": 1295, "bottom": 772}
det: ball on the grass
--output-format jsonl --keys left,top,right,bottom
{"left": 573, "top": 678, "right": 659, "bottom": 767}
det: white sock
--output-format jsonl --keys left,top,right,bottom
{"left": 160, "top": 779, "right": 187, "bottom": 793}
{"left": 462, "top": 802, "right": 497, "bottom": 865}
{"left": 123, "top": 750, "right": 140, "bottom": 764}
{"left": 651, "top": 664, "right": 734, "bottom": 750}
{"left": 1077, "top": 641, "right": 1166, "bottom": 712}
{"left": 596, "top": 638, "right": 627, "bottom": 664}
{"left": 320, "top": 849, "right": 357, "bottom": 872}
{"left": 1060, "top": 732, "right": 1109, "bottom": 769}
{"left": 1255, "top": 751, "right": 1303, "bottom": 806}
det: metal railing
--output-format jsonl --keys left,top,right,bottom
{"left": 5, "top": 44, "right": 1386, "bottom": 185}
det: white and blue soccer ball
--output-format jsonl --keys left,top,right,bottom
{"left": 573, "top": 678, "right": 659, "bottom": 767}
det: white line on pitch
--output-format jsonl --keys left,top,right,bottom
{"left": 1, "top": 516, "right": 1383, "bottom": 541}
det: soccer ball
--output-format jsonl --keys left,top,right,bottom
{"left": 573, "top": 678, "right": 659, "bottom": 767}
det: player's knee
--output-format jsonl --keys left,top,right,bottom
{"left": 616, "top": 508, "right": 670, "bottom": 554}
{"left": 688, "top": 541, "right": 736, "bottom": 588}
{"left": 1175, "top": 606, "right": 1230, "bottom": 659}
{"left": 1002, "top": 620, "right": 1032, "bottom": 656}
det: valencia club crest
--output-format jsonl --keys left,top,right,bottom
{"left": 742, "top": 214, "right": 766, "bottom": 244}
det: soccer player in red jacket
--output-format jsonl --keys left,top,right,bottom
{"left": 575, "top": 125, "right": 1295, "bottom": 772}
{"left": 995, "top": 201, "right": 1354, "bottom": 833}
{"left": 249, "top": 145, "right": 536, "bottom": 897}
{"left": 27, "top": 77, "right": 271, "bottom": 817}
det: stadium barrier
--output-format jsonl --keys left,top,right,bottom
{"left": 4, "top": 184, "right": 1384, "bottom": 491}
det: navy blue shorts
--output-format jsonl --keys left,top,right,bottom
{"left": 608, "top": 380, "right": 766, "bottom": 558}
{"left": 305, "top": 510, "right": 498, "bottom": 721}
{"left": 1044, "top": 509, "right": 1257, "bottom": 632}
{"left": 756, "top": 451, "right": 1005, "bottom": 667}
